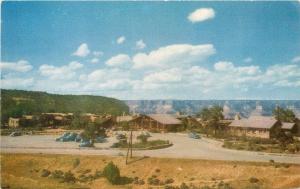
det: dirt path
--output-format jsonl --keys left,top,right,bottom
{"left": 1, "top": 133, "right": 300, "bottom": 164}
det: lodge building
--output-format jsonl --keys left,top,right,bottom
{"left": 228, "top": 115, "right": 300, "bottom": 139}
{"left": 129, "top": 114, "right": 182, "bottom": 132}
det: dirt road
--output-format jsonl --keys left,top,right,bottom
{"left": 1, "top": 133, "right": 300, "bottom": 164}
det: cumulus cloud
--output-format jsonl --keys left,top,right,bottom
{"left": 214, "top": 61, "right": 234, "bottom": 71}
{"left": 143, "top": 68, "right": 182, "bottom": 83}
{"left": 39, "top": 61, "right": 83, "bottom": 80}
{"left": 116, "top": 36, "right": 126, "bottom": 44}
{"left": 0, "top": 60, "right": 33, "bottom": 72}
{"left": 135, "top": 40, "right": 146, "bottom": 50}
{"left": 72, "top": 43, "right": 90, "bottom": 57}
{"left": 292, "top": 56, "right": 300, "bottom": 63}
{"left": 132, "top": 44, "right": 215, "bottom": 69}
{"left": 105, "top": 54, "right": 131, "bottom": 67}
{"left": 188, "top": 8, "right": 215, "bottom": 23}
{"left": 1, "top": 77, "right": 34, "bottom": 89}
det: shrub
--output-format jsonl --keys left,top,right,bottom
{"left": 41, "top": 169, "right": 51, "bottom": 177}
{"left": 287, "top": 144, "right": 298, "bottom": 153}
{"left": 63, "top": 171, "right": 76, "bottom": 183}
{"left": 73, "top": 158, "right": 80, "bottom": 168}
{"left": 269, "top": 159, "right": 275, "bottom": 164}
{"left": 137, "top": 134, "right": 150, "bottom": 143}
{"left": 138, "top": 179, "right": 145, "bottom": 185}
{"left": 283, "top": 164, "right": 290, "bottom": 168}
{"left": 223, "top": 140, "right": 233, "bottom": 148}
{"left": 218, "top": 182, "right": 234, "bottom": 189}
{"left": 249, "top": 177, "right": 259, "bottom": 183}
{"left": 148, "top": 177, "right": 160, "bottom": 185}
{"left": 94, "top": 170, "right": 102, "bottom": 179}
{"left": 180, "top": 182, "right": 189, "bottom": 189}
{"left": 51, "top": 170, "right": 64, "bottom": 179}
{"left": 103, "top": 162, "right": 121, "bottom": 185}
{"left": 165, "top": 178, "right": 174, "bottom": 184}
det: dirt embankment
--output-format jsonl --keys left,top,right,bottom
{"left": 1, "top": 153, "right": 300, "bottom": 189}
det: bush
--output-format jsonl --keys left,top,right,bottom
{"left": 180, "top": 182, "right": 189, "bottom": 189}
{"left": 63, "top": 171, "right": 76, "bottom": 183}
{"left": 165, "top": 178, "right": 174, "bottom": 184}
{"left": 287, "top": 144, "right": 299, "bottom": 153}
{"left": 103, "top": 162, "right": 121, "bottom": 185}
{"left": 41, "top": 169, "right": 51, "bottom": 177}
{"left": 249, "top": 177, "right": 259, "bottom": 183}
{"left": 147, "top": 176, "right": 160, "bottom": 185}
{"left": 137, "top": 134, "right": 150, "bottom": 143}
{"left": 51, "top": 170, "right": 64, "bottom": 179}
{"left": 94, "top": 170, "right": 102, "bottom": 179}
{"left": 223, "top": 140, "right": 233, "bottom": 148}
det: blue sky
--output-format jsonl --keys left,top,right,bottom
{"left": 1, "top": 1, "right": 300, "bottom": 100}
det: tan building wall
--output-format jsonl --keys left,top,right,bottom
{"left": 228, "top": 128, "right": 270, "bottom": 139}
{"left": 8, "top": 118, "right": 20, "bottom": 128}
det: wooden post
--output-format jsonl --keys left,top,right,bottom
{"left": 130, "top": 130, "right": 133, "bottom": 158}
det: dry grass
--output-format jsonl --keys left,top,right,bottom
{"left": 1, "top": 153, "right": 300, "bottom": 189}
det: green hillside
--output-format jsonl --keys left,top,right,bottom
{"left": 1, "top": 89, "right": 129, "bottom": 124}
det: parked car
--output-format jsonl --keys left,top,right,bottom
{"left": 10, "top": 131, "right": 22, "bottom": 137}
{"left": 188, "top": 132, "right": 201, "bottom": 139}
{"left": 79, "top": 139, "right": 93, "bottom": 147}
{"left": 55, "top": 132, "right": 70, "bottom": 141}
{"left": 95, "top": 136, "right": 107, "bottom": 143}
{"left": 116, "top": 134, "right": 126, "bottom": 140}
{"left": 75, "top": 135, "right": 82, "bottom": 142}
{"left": 63, "top": 132, "right": 78, "bottom": 141}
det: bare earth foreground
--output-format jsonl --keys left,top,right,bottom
{"left": 1, "top": 133, "right": 300, "bottom": 164}
{"left": 1, "top": 153, "right": 300, "bottom": 189}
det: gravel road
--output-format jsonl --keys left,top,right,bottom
{"left": 1, "top": 132, "right": 300, "bottom": 164}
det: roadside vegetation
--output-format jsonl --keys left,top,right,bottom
{"left": 2, "top": 154, "right": 300, "bottom": 189}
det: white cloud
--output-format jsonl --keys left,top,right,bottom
{"left": 105, "top": 54, "right": 131, "bottom": 67}
{"left": 39, "top": 61, "right": 83, "bottom": 80}
{"left": 188, "top": 8, "right": 215, "bottom": 23}
{"left": 90, "top": 58, "right": 99, "bottom": 64}
{"left": 214, "top": 61, "right": 234, "bottom": 71}
{"left": 93, "top": 51, "right": 103, "bottom": 57}
{"left": 135, "top": 40, "right": 146, "bottom": 50}
{"left": 72, "top": 43, "right": 90, "bottom": 57}
{"left": 243, "top": 57, "right": 253, "bottom": 63}
{"left": 116, "top": 36, "right": 126, "bottom": 44}
{"left": 132, "top": 44, "right": 215, "bottom": 69}
{"left": 144, "top": 68, "right": 182, "bottom": 83}
{"left": 292, "top": 56, "right": 300, "bottom": 63}
{"left": 1, "top": 77, "right": 34, "bottom": 89}
{"left": 0, "top": 60, "right": 33, "bottom": 72}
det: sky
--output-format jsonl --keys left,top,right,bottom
{"left": 1, "top": 1, "right": 300, "bottom": 100}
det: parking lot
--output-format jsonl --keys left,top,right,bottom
{"left": 1, "top": 132, "right": 300, "bottom": 164}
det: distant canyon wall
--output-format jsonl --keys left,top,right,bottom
{"left": 124, "top": 100, "right": 300, "bottom": 117}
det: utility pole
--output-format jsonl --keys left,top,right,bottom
{"left": 126, "top": 129, "right": 133, "bottom": 164}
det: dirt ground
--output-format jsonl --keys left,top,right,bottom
{"left": 1, "top": 153, "right": 300, "bottom": 189}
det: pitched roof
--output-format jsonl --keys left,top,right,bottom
{"left": 229, "top": 116, "right": 278, "bottom": 129}
{"left": 281, "top": 122, "right": 296, "bottom": 130}
{"left": 148, "top": 114, "right": 181, "bottom": 125}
